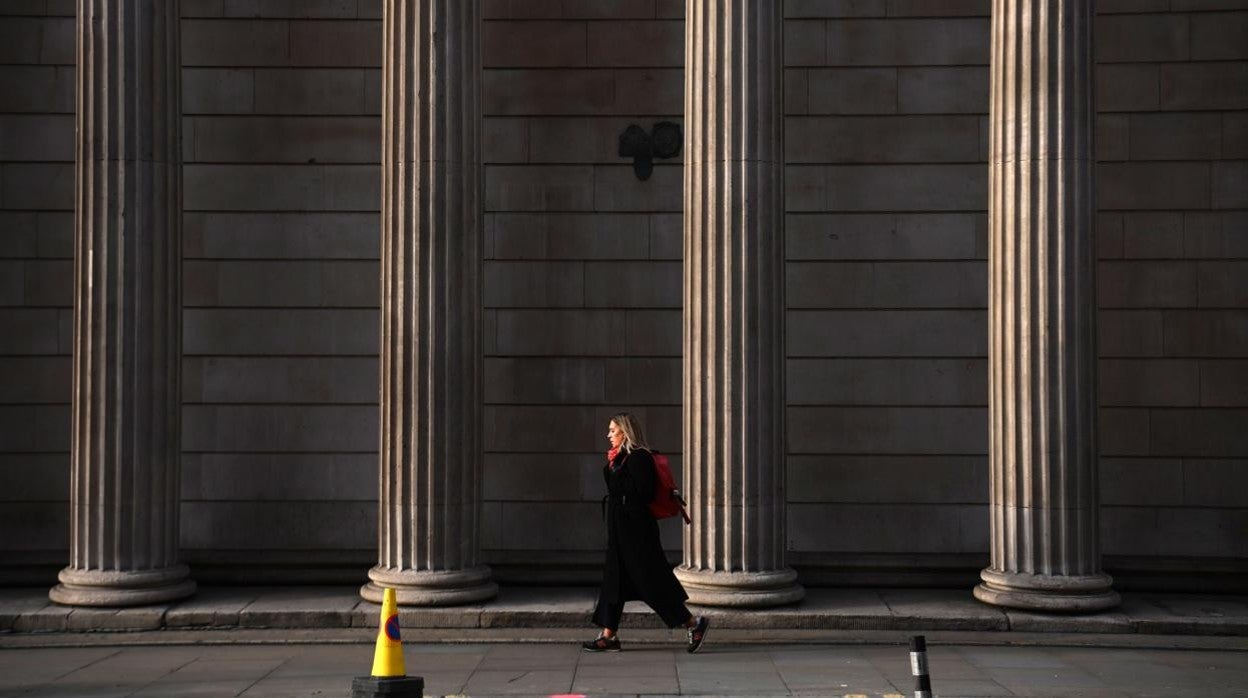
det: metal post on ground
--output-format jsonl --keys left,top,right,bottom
{"left": 909, "top": 635, "right": 932, "bottom": 698}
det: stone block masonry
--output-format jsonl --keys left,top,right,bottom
{"left": 0, "top": 3, "right": 76, "bottom": 582}
{"left": 778, "top": 6, "right": 993, "bottom": 579}
{"left": 478, "top": 1, "right": 689, "bottom": 587}
{"left": 1093, "top": 1, "right": 1248, "bottom": 592}
{"left": 175, "top": 5, "right": 385, "bottom": 583}
{"left": 0, "top": 0, "right": 1244, "bottom": 594}
{"left": 782, "top": 0, "right": 1248, "bottom": 594}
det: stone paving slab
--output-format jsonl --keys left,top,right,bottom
{"left": 165, "top": 586, "right": 267, "bottom": 628}
{"left": 1123, "top": 593, "right": 1248, "bottom": 636}
{"left": 1, "top": 586, "right": 1246, "bottom": 640}
{"left": 0, "top": 588, "right": 56, "bottom": 629}
{"left": 2, "top": 642, "right": 1246, "bottom": 697}
{"left": 688, "top": 589, "right": 903, "bottom": 631}
{"left": 878, "top": 588, "right": 1009, "bottom": 631}
{"left": 1004, "top": 608, "right": 1135, "bottom": 634}
{"left": 65, "top": 605, "right": 168, "bottom": 632}
{"left": 237, "top": 586, "right": 362, "bottom": 629}
{"left": 478, "top": 586, "right": 597, "bottom": 629}
{"left": 10, "top": 601, "right": 73, "bottom": 632}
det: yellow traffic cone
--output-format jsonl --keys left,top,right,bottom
{"left": 371, "top": 587, "right": 405, "bottom": 677}
{"left": 351, "top": 587, "right": 423, "bottom": 698}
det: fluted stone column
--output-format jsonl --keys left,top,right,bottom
{"left": 975, "top": 0, "right": 1119, "bottom": 612}
{"left": 361, "top": 0, "right": 496, "bottom": 606}
{"left": 50, "top": 0, "right": 194, "bottom": 607}
{"left": 675, "top": 0, "right": 803, "bottom": 608}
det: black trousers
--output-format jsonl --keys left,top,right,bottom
{"left": 592, "top": 593, "right": 691, "bottom": 631}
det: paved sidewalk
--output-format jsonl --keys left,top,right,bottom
{"left": 4, "top": 586, "right": 1246, "bottom": 696}
{"left": 1, "top": 640, "right": 1247, "bottom": 697}
{"left": 4, "top": 587, "right": 1248, "bottom": 636}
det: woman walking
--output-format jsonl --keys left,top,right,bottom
{"left": 583, "top": 412, "right": 709, "bottom": 653}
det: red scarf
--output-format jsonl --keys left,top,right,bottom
{"left": 607, "top": 445, "right": 622, "bottom": 469}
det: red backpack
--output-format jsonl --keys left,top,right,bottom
{"left": 649, "top": 451, "right": 691, "bottom": 524}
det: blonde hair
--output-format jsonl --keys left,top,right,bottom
{"left": 610, "top": 412, "right": 649, "bottom": 453}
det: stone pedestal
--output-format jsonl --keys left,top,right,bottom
{"left": 50, "top": 0, "right": 194, "bottom": 607}
{"left": 362, "top": 0, "right": 496, "bottom": 607}
{"left": 975, "top": 0, "right": 1119, "bottom": 613}
{"left": 675, "top": 0, "right": 802, "bottom": 608}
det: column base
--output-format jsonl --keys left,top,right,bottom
{"left": 362, "top": 565, "right": 498, "bottom": 606}
{"left": 50, "top": 564, "right": 196, "bottom": 607}
{"left": 675, "top": 567, "right": 804, "bottom": 608}
{"left": 974, "top": 568, "right": 1120, "bottom": 613}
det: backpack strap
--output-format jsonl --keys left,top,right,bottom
{"left": 677, "top": 493, "right": 691, "bottom": 525}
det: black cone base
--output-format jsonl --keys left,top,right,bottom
{"left": 352, "top": 676, "right": 424, "bottom": 697}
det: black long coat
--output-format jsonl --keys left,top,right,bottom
{"left": 598, "top": 448, "right": 688, "bottom": 622}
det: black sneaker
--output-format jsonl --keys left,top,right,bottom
{"left": 686, "top": 616, "right": 709, "bottom": 653}
{"left": 581, "top": 634, "right": 621, "bottom": 652}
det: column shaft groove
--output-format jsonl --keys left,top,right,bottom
{"left": 677, "top": 0, "right": 801, "bottom": 608}
{"left": 51, "top": 0, "right": 194, "bottom": 607}
{"left": 364, "top": 0, "right": 496, "bottom": 606}
{"left": 976, "top": 0, "right": 1117, "bottom": 612}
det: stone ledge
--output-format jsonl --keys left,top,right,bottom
{"left": 1, "top": 586, "right": 1245, "bottom": 638}
{"left": 4, "top": 627, "right": 1248, "bottom": 653}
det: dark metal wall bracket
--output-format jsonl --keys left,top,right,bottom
{"left": 618, "top": 121, "right": 682, "bottom": 181}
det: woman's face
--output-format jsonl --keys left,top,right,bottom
{"left": 607, "top": 421, "right": 626, "bottom": 449}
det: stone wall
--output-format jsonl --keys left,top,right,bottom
{"left": 0, "top": 0, "right": 1244, "bottom": 588}
{"left": 0, "top": 0, "right": 75, "bottom": 583}
{"left": 479, "top": 0, "right": 686, "bottom": 579}
{"left": 784, "top": 0, "right": 1248, "bottom": 589}
{"left": 782, "top": 1, "right": 992, "bottom": 584}
{"left": 177, "top": 0, "right": 383, "bottom": 580}
{"left": 1093, "top": 0, "right": 1248, "bottom": 587}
